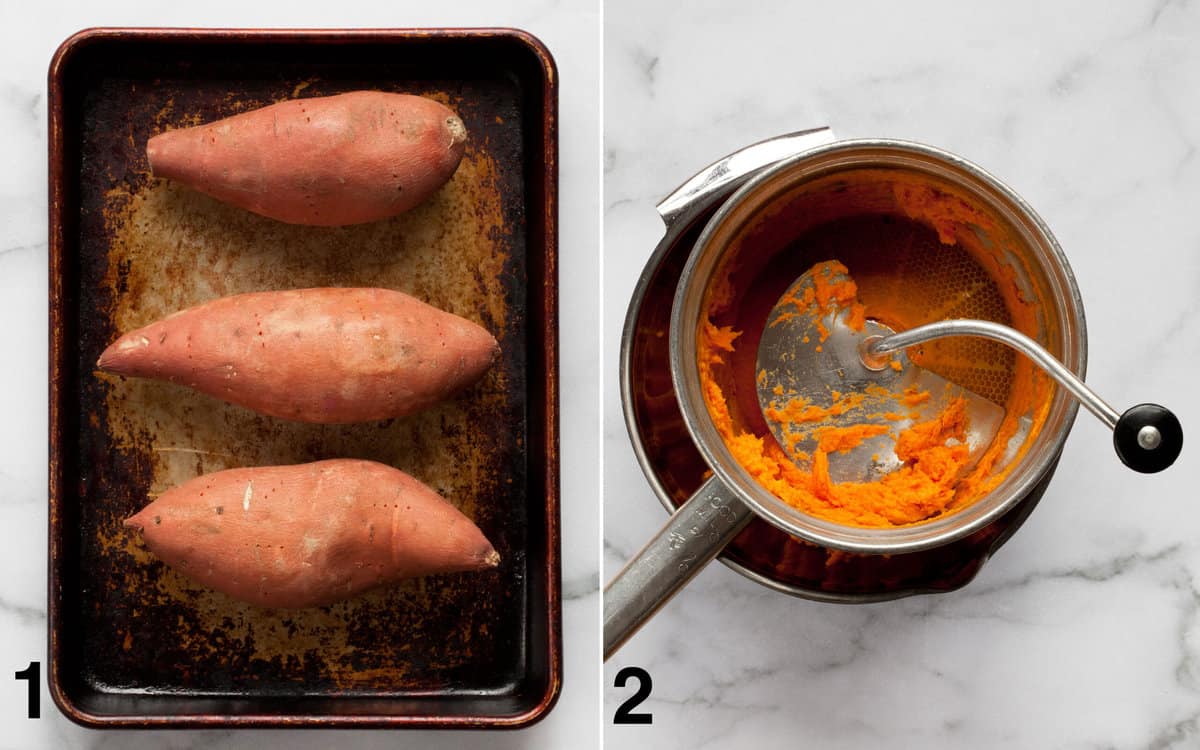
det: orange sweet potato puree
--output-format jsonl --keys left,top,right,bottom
{"left": 699, "top": 177, "right": 1053, "bottom": 529}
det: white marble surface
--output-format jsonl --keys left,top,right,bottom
{"left": 0, "top": 1, "right": 599, "bottom": 748}
{"left": 604, "top": 1, "right": 1200, "bottom": 747}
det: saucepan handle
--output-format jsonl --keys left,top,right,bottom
{"left": 605, "top": 127, "right": 838, "bottom": 659}
{"left": 603, "top": 476, "right": 755, "bottom": 660}
{"left": 655, "top": 127, "right": 836, "bottom": 227}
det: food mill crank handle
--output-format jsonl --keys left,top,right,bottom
{"left": 606, "top": 127, "right": 837, "bottom": 660}
{"left": 604, "top": 477, "right": 754, "bottom": 660}
{"left": 868, "top": 319, "right": 1183, "bottom": 473}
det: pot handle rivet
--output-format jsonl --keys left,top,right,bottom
{"left": 603, "top": 476, "right": 754, "bottom": 660}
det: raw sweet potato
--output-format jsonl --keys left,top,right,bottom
{"left": 97, "top": 288, "right": 499, "bottom": 424}
{"left": 147, "top": 91, "right": 467, "bottom": 226}
{"left": 125, "top": 459, "right": 499, "bottom": 608}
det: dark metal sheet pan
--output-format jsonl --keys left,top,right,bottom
{"left": 48, "top": 27, "right": 559, "bottom": 728}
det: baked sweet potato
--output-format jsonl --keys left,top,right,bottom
{"left": 147, "top": 91, "right": 467, "bottom": 226}
{"left": 125, "top": 459, "right": 498, "bottom": 608}
{"left": 97, "top": 287, "right": 499, "bottom": 423}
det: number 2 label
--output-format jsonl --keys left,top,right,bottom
{"left": 612, "top": 666, "right": 652, "bottom": 725}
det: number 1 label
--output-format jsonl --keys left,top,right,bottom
{"left": 14, "top": 661, "right": 40, "bottom": 719}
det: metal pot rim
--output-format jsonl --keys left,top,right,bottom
{"left": 665, "top": 137, "right": 1086, "bottom": 556}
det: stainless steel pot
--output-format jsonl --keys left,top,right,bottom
{"left": 605, "top": 132, "right": 1088, "bottom": 658}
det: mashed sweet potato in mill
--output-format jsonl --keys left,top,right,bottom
{"left": 698, "top": 173, "right": 1054, "bottom": 528}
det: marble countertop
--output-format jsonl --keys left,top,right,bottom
{"left": 0, "top": 2, "right": 598, "bottom": 748}
{"left": 603, "top": 1, "right": 1200, "bottom": 748}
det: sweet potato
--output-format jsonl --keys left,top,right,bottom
{"left": 125, "top": 459, "right": 498, "bottom": 608}
{"left": 147, "top": 91, "right": 467, "bottom": 226}
{"left": 97, "top": 288, "right": 499, "bottom": 423}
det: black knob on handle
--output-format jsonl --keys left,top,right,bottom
{"left": 1113, "top": 404, "right": 1182, "bottom": 473}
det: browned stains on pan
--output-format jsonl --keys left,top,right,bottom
{"left": 56, "top": 31, "right": 550, "bottom": 713}
{"left": 99, "top": 164, "right": 514, "bottom": 684}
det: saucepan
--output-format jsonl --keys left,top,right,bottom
{"left": 605, "top": 130, "right": 1180, "bottom": 658}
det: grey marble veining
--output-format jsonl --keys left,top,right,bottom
{"left": 604, "top": 1, "right": 1200, "bottom": 748}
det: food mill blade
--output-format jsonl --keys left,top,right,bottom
{"left": 755, "top": 267, "right": 1006, "bottom": 484}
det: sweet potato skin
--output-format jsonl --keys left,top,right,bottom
{"left": 97, "top": 288, "right": 500, "bottom": 424}
{"left": 147, "top": 91, "right": 467, "bottom": 226}
{"left": 125, "top": 459, "right": 498, "bottom": 608}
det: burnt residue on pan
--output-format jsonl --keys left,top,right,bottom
{"left": 56, "top": 32, "right": 550, "bottom": 713}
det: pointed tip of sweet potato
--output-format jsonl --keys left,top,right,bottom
{"left": 480, "top": 547, "right": 501, "bottom": 569}
{"left": 145, "top": 131, "right": 167, "bottom": 169}
{"left": 445, "top": 114, "right": 467, "bottom": 149}
{"left": 123, "top": 512, "right": 146, "bottom": 532}
{"left": 95, "top": 343, "right": 115, "bottom": 371}
{"left": 146, "top": 129, "right": 187, "bottom": 182}
{"left": 96, "top": 331, "right": 151, "bottom": 374}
